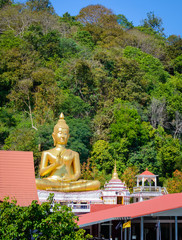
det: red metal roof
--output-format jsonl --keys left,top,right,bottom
{"left": 139, "top": 168, "right": 155, "bottom": 176}
{"left": 0, "top": 151, "right": 39, "bottom": 206}
{"left": 78, "top": 193, "right": 182, "bottom": 227}
{"left": 91, "top": 204, "right": 120, "bottom": 213}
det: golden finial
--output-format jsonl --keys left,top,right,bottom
{"left": 112, "top": 160, "right": 119, "bottom": 179}
{"left": 60, "top": 112, "right": 64, "bottom": 119}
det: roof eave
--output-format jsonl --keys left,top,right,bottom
{"left": 79, "top": 216, "right": 131, "bottom": 228}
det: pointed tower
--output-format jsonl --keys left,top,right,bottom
{"left": 112, "top": 160, "right": 119, "bottom": 180}
{"left": 101, "top": 162, "right": 130, "bottom": 205}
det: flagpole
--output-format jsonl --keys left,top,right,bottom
{"left": 157, "top": 220, "right": 160, "bottom": 240}
{"left": 115, "top": 221, "right": 122, "bottom": 240}
{"left": 141, "top": 217, "right": 144, "bottom": 240}
{"left": 121, "top": 224, "right": 123, "bottom": 240}
{"left": 129, "top": 224, "right": 131, "bottom": 240}
{"left": 175, "top": 216, "right": 178, "bottom": 240}
{"left": 124, "top": 221, "right": 127, "bottom": 240}
{"left": 157, "top": 221, "right": 159, "bottom": 240}
{"left": 160, "top": 224, "right": 161, "bottom": 240}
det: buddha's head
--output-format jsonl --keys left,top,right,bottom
{"left": 52, "top": 113, "right": 70, "bottom": 146}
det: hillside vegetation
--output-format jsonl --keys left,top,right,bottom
{"left": 0, "top": 0, "right": 182, "bottom": 192}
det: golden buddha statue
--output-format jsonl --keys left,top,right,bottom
{"left": 36, "top": 113, "right": 100, "bottom": 192}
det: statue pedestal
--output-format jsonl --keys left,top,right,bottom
{"left": 37, "top": 190, "right": 103, "bottom": 215}
{"left": 38, "top": 189, "right": 103, "bottom": 203}
{"left": 37, "top": 190, "right": 103, "bottom": 214}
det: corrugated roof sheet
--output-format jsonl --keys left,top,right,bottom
{"left": 78, "top": 193, "right": 182, "bottom": 227}
{"left": 0, "top": 151, "right": 39, "bottom": 206}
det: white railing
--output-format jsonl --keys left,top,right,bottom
{"left": 133, "top": 186, "right": 168, "bottom": 194}
{"left": 67, "top": 203, "right": 90, "bottom": 213}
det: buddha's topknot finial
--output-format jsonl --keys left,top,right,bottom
{"left": 54, "top": 113, "right": 69, "bottom": 133}
{"left": 60, "top": 112, "right": 64, "bottom": 119}
{"left": 112, "top": 160, "right": 119, "bottom": 179}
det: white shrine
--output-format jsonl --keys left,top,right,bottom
{"left": 102, "top": 162, "right": 130, "bottom": 205}
{"left": 131, "top": 168, "right": 168, "bottom": 202}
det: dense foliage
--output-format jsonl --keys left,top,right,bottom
{"left": 0, "top": 194, "right": 91, "bottom": 239}
{"left": 0, "top": 1, "right": 182, "bottom": 191}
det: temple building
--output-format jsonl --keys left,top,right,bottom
{"left": 131, "top": 168, "right": 168, "bottom": 202}
{"left": 38, "top": 162, "right": 131, "bottom": 214}
{"left": 102, "top": 162, "right": 130, "bottom": 205}
{"left": 0, "top": 114, "right": 180, "bottom": 239}
{"left": 38, "top": 190, "right": 102, "bottom": 214}
{"left": 0, "top": 150, "right": 182, "bottom": 240}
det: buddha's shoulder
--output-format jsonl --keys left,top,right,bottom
{"left": 65, "top": 149, "right": 79, "bottom": 156}
{"left": 41, "top": 148, "right": 57, "bottom": 156}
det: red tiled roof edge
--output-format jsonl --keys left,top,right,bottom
{"left": 91, "top": 204, "right": 121, "bottom": 213}
{"left": 78, "top": 193, "right": 182, "bottom": 227}
{"left": 139, "top": 169, "right": 155, "bottom": 176}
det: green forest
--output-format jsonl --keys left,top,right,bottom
{"left": 0, "top": 0, "right": 182, "bottom": 193}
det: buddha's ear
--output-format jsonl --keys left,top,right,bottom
{"left": 52, "top": 133, "right": 56, "bottom": 146}
{"left": 66, "top": 130, "right": 70, "bottom": 139}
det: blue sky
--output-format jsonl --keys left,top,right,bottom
{"left": 50, "top": 0, "right": 182, "bottom": 37}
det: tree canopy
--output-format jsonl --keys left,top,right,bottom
{"left": 0, "top": 194, "right": 91, "bottom": 239}
{"left": 0, "top": 2, "right": 182, "bottom": 192}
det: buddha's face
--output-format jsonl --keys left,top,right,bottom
{"left": 53, "top": 127, "right": 69, "bottom": 145}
